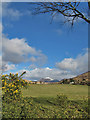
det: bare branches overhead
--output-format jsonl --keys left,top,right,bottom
{"left": 32, "top": 2, "right": 90, "bottom": 25}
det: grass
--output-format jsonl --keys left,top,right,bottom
{"left": 2, "top": 95, "right": 89, "bottom": 118}
{"left": 21, "top": 84, "right": 89, "bottom": 114}
{"left": 2, "top": 84, "right": 89, "bottom": 118}
{"left": 22, "top": 84, "right": 88, "bottom": 100}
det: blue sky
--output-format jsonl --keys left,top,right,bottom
{"left": 1, "top": 2, "right": 88, "bottom": 80}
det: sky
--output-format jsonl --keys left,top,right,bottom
{"left": 0, "top": 2, "right": 89, "bottom": 81}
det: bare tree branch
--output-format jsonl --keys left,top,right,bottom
{"left": 32, "top": 2, "right": 90, "bottom": 25}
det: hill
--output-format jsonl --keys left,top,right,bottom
{"left": 39, "top": 78, "right": 51, "bottom": 82}
{"left": 73, "top": 71, "right": 89, "bottom": 81}
{"left": 60, "top": 71, "right": 90, "bottom": 85}
{"left": 39, "top": 78, "right": 60, "bottom": 83}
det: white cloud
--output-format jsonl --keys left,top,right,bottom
{"left": 0, "top": 2, "right": 2, "bottom": 20}
{"left": 0, "top": 23, "right": 47, "bottom": 73}
{"left": 0, "top": 54, "right": 16, "bottom": 73}
{"left": 2, "top": 3, "right": 23, "bottom": 20}
{"left": 2, "top": 0, "right": 13, "bottom": 2}
{"left": 2, "top": 35, "right": 47, "bottom": 66}
{"left": 18, "top": 67, "right": 75, "bottom": 81}
{"left": 2, "top": 63, "right": 16, "bottom": 72}
{"left": 2, "top": 2, "right": 31, "bottom": 21}
{"left": 0, "top": 23, "right": 2, "bottom": 34}
{"left": 0, "top": 22, "right": 2, "bottom": 73}
{"left": 56, "top": 58, "right": 78, "bottom": 71}
{"left": 0, "top": 23, "right": 2, "bottom": 56}
{"left": 28, "top": 64, "right": 37, "bottom": 69}
{"left": 56, "top": 50, "right": 88, "bottom": 74}
{"left": 30, "top": 56, "right": 37, "bottom": 62}
{"left": 0, "top": 55, "right": 2, "bottom": 73}
{"left": 18, "top": 49, "right": 88, "bottom": 81}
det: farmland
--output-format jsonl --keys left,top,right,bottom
{"left": 22, "top": 84, "right": 88, "bottom": 100}
{"left": 2, "top": 83, "right": 89, "bottom": 119}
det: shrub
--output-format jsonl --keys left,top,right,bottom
{"left": 56, "top": 94, "right": 68, "bottom": 106}
{"left": 2, "top": 71, "right": 29, "bottom": 102}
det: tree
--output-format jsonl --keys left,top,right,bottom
{"left": 32, "top": 2, "right": 90, "bottom": 25}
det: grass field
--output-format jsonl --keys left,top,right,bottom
{"left": 2, "top": 84, "right": 89, "bottom": 118}
{"left": 22, "top": 84, "right": 88, "bottom": 100}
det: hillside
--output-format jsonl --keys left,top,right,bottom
{"left": 39, "top": 78, "right": 51, "bottom": 82}
{"left": 39, "top": 78, "right": 59, "bottom": 83}
{"left": 73, "top": 71, "right": 90, "bottom": 81}
{"left": 60, "top": 71, "right": 90, "bottom": 85}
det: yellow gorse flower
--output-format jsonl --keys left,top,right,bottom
{"left": 4, "top": 81, "right": 7, "bottom": 86}
{"left": 2, "top": 75, "right": 5, "bottom": 77}
{"left": 2, "top": 72, "right": 27, "bottom": 101}
{"left": 12, "top": 74, "right": 14, "bottom": 76}
{"left": 9, "top": 83, "right": 12, "bottom": 86}
{"left": 13, "top": 89, "right": 18, "bottom": 94}
{"left": 15, "top": 90, "right": 18, "bottom": 93}
{"left": 2, "top": 87, "right": 5, "bottom": 89}
{"left": 12, "top": 84, "right": 14, "bottom": 87}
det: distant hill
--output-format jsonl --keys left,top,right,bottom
{"left": 60, "top": 71, "right": 90, "bottom": 85}
{"left": 39, "top": 78, "right": 60, "bottom": 83}
{"left": 46, "top": 80, "right": 60, "bottom": 83}
{"left": 72, "top": 71, "right": 90, "bottom": 81}
{"left": 24, "top": 72, "right": 90, "bottom": 85}
{"left": 39, "top": 78, "right": 52, "bottom": 82}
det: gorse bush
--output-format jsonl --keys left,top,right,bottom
{"left": 57, "top": 94, "right": 68, "bottom": 106}
{"left": 2, "top": 71, "right": 29, "bottom": 102}
{"left": 2, "top": 96, "right": 89, "bottom": 119}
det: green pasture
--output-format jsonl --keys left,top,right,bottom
{"left": 2, "top": 84, "right": 89, "bottom": 118}
{"left": 22, "top": 84, "right": 88, "bottom": 100}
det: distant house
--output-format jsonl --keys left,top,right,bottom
{"left": 44, "top": 82, "right": 48, "bottom": 84}
{"left": 36, "top": 81, "right": 43, "bottom": 84}
{"left": 30, "top": 81, "right": 37, "bottom": 84}
{"left": 70, "top": 82, "right": 74, "bottom": 85}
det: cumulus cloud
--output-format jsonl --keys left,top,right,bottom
{"left": 2, "top": 63, "right": 16, "bottom": 72}
{"left": 0, "top": 2, "right": 47, "bottom": 73}
{"left": 16, "top": 49, "right": 88, "bottom": 81}
{"left": 0, "top": 22, "right": 47, "bottom": 72}
{"left": 56, "top": 58, "right": 78, "bottom": 71}
{"left": 0, "top": 2, "right": 2, "bottom": 20}
{"left": 2, "top": 35, "right": 47, "bottom": 67}
{"left": 0, "top": 23, "right": 2, "bottom": 52}
{"left": 0, "top": 23, "right": 2, "bottom": 73}
{"left": 18, "top": 67, "right": 76, "bottom": 81}
{"left": 56, "top": 50, "right": 88, "bottom": 74}
{"left": 2, "top": 3, "right": 23, "bottom": 20}
{"left": 2, "top": 0, "right": 19, "bottom": 1}
{"left": 28, "top": 64, "right": 37, "bottom": 70}
{"left": 0, "top": 55, "right": 2, "bottom": 73}
{"left": 0, "top": 22, "right": 2, "bottom": 34}
{"left": 0, "top": 54, "right": 16, "bottom": 73}
{"left": 30, "top": 56, "right": 37, "bottom": 62}
{"left": 2, "top": 2, "right": 31, "bottom": 21}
